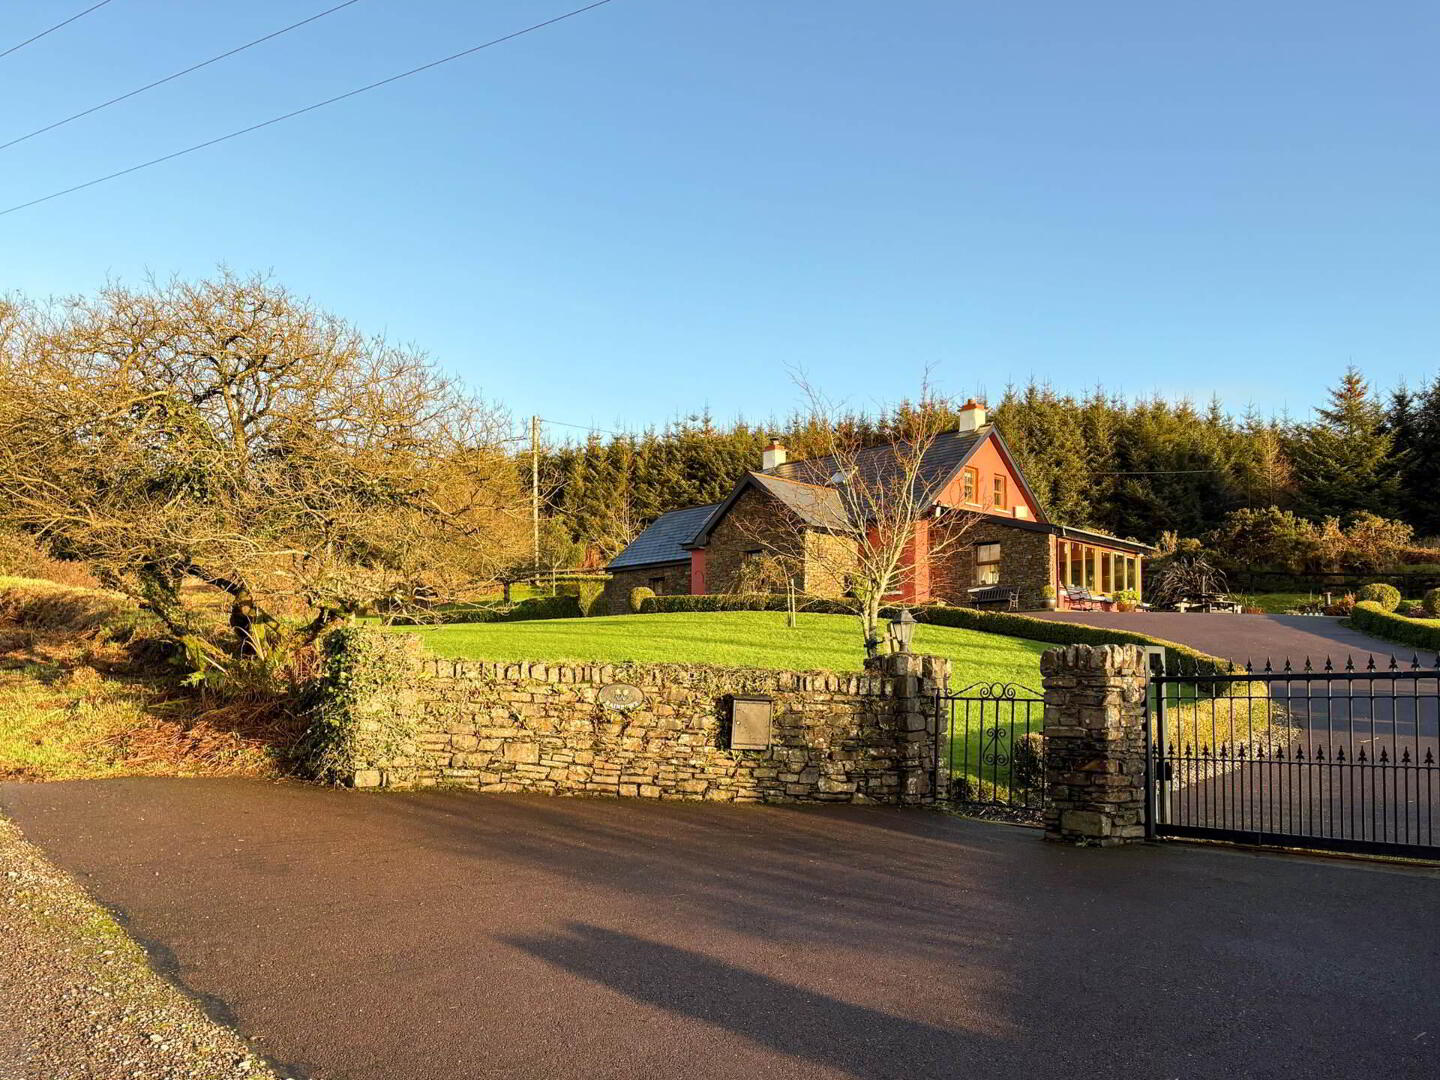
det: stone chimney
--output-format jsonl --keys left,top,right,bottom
{"left": 761, "top": 438, "right": 788, "bottom": 471}
{"left": 956, "top": 399, "right": 988, "bottom": 432}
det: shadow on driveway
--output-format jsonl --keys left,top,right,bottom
{"left": 1, "top": 778, "right": 1436, "bottom": 1080}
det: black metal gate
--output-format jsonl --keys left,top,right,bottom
{"left": 1149, "top": 658, "right": 1440, "bottom": 859}
{"left": 936, "top": 681, "right": 1045, "bottom": 817}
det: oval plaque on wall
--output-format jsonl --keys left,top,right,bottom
{"left": 597, "top": 682, "right": 646, "bottom": 711}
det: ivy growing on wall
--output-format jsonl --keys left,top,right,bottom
{"left": 298, "top": 625, "right": 423, "bottom": 784}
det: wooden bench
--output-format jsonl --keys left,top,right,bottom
{"left": 968, "top": 585, "right": 1019, "bottom": 610}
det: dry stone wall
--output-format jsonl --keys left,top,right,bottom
{"left": 320, "top": 629, "right": 949, "bottom": 805}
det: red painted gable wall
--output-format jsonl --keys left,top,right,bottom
{"left": 934, "top": 434, "right": 1041, "bottom": 522}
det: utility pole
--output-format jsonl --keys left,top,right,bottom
{"left": 531, "top": 415, "right": 541, "bottom": 583}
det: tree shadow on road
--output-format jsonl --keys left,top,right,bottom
{"left": 502, "top": 921, "right": 1007, "bottom": 1080}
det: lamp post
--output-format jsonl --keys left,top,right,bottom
{"left": 887, "top": 608, "right": 916, "bottom": 654}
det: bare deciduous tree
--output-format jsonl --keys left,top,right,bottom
{"left": 738, "top": 377, "right": 982, "bottom": 654}
{"left": 0, "top": 271, "right": 527, "bottom": 657}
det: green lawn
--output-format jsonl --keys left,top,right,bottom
{"left": 383, "top": 610, "right": 1049, "bottom": 689}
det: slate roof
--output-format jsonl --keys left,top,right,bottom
{"left": 748, "top": 473, "right": 850, "bottom": 531}
{"left": 606, "top": 503, "right": 720, "bottom": 570}
{"left": 767, "top": 428, "right": 988, "bottom": 508}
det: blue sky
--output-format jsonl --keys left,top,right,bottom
{"left": 2, "top": 1, "right": 1436, "bottom": 437}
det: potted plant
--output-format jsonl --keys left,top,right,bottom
{"left": 1112, "top": 588, "right": 1140, "bottom": 613}
{"left": 1041, "top": 584, "right": 1058, "bottom": 610}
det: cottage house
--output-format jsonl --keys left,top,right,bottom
{"left": 603, "top": 401, "right": 1149, "bottom": 613}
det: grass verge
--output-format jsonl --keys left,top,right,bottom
{"left": 0, "top": 815, "right": 281, "bottom": 1078}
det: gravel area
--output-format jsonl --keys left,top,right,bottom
{"left": 0, "top": 815, "right": 283, "bottom": 1080}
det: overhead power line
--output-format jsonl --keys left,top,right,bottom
{"left": 0, "top": 0, "right": 618, "bottom": 218}
{"left": 538, "top": 417, "right": 629, "bottom": 437}
{"left": 0, "top": 0, "right": 118, "bottom": 61}
{"left": 1, "top": 0, "right": 366, "bottom": 153}
{"left": 1098, "top": 469, "right": 1220, "bottom": 476}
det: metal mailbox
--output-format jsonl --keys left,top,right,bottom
{"left": 729, "top": 694, "right": 773, "bottom": 750}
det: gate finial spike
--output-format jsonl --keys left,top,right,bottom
{"left": 1388, "top": 655, "right": 1399, "bottom": 671}
{"left": 1366, "top": 655, "right": 1376, "bottom": 672}
{"left": 1344, "top": 655, "right": 1355, "bottom": 673}
{"left": 1412, "top": 654, "right": 1422, "bottom": 671}
{"left": 1263, "top": 658, "right": 1273, "bottom": 673}
{"left": 1324, "top": 656, "right": 1334, "bottom": 673}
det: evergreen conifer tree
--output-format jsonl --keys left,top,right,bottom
{"left": 1288, "top": 367, "right": 1397, "bottom": 521}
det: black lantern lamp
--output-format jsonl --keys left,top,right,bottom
{"left": 887, "top": 608, "right": 917, "bottom": 654}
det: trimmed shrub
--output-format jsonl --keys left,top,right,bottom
{"left": 628, "top": 586, "right": 655, "bottom": 613}
{"left": 1356, "top": 583, "right": 1402, "bottom": 612}
{"left": 1423, "top": 587, "right": 1440, "bottom": 616}
{"left": 1351, "top": 601, "right": 1440, "bottom": 653}
{"left": 502, "top": 595, "right": 583, "bottom": 621}
{"left": 552, "top": 578, "right": 609, "bottom": 617}
{"left": 576, "top": 580, "right": 607, "bottom": 617}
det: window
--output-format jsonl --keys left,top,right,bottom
{"left": 976, "top": 542, "right": 1001, "bottom": 585}
{"left": 992, "top": 474, "right": 1007, "bottom": 509}
{"left": 648, "top": 575, "right": 666, "bottom": 596}
{"left": 961, "top": 467, "right": 978, "bottom": 503}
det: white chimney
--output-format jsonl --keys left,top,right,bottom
{"left": 956, "top": 399, "right": 988, "bottom": 432}
{"left": 761, "top": 438, "right": 788, "bottom": 471}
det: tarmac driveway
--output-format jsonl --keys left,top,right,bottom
{"left": 2, "top": 778, "right": 1437, "bottom": 1080}
{"left": 1028, "top": 611, "right": 1422, "bottom": 668}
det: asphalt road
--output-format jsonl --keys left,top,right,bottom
{"left": 1028, "top": 611, "right": 1425, "bottom": 668}
{"left": 3, "top": 779, "right": 1438, "bottom": 1080}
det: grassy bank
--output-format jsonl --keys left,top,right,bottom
{"left": 0, "top": 578, "right": 297, "bottom": 782}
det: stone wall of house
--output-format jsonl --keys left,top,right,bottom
{"left": 931, "top": 519, "right": 1054, "bottom": 609}
{"left": 317, "top": 629, "right": 950, "bottom": 805}
{"left": 601, "top": 562, "right": 692, "bottom": 615}
{"left": 703, "top": 487, "right": 805, "bottom": 594}
{"left": 802, "top": 528, "right": 859, "bottom": 597}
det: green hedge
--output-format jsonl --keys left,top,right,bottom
{"left": 903, "top": 605, "right": 1225, "bottom": 674}
{"left": 641, "top": 592, "right": 1229, "bottom": 673}
{"left": 640, "top": 593, "right": 851, "bottom": 615}
{"left": 1350, "top": 601, "right": 1440, "bottom": 654}
{"left": 391, "top": 594, "right": 583, "bottom": 625}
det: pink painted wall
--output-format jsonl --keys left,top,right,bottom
{"left": 689, "top": 548, "right": 706, "bottom": 594}
{"left": 934, "top": 435, "right": 1042, "bottom": 521}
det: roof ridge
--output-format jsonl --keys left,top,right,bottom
{"left": 752, "top": 471, "right": 835, "bottom": 492}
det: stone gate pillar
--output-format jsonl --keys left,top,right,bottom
{"left": 1040, "top": 644, "right": 1149, "bottom": 845}
{"left": 866, "top": 652, "right": 950, "bottom": 806}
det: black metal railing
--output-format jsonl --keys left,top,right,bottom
{"left": 936, "top": 681, "right": 1045, "bottom": 817}
{"left": 1149, "top": 656, "right": 1440, "bottom": 859}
